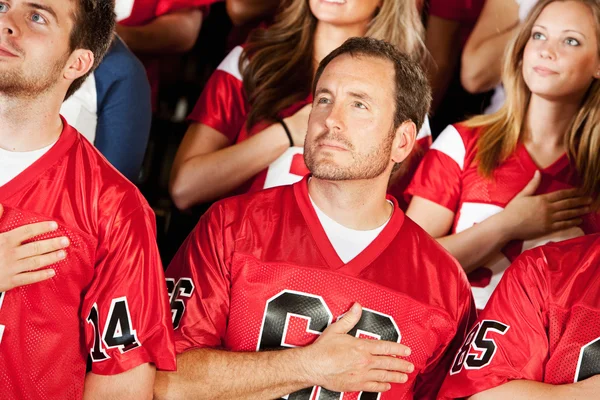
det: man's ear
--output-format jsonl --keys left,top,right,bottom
{"left": 391, "top": 120, "right": 417, "bottom": 164}
{"left": 63, "top": 49, "right": 94, "bottom": 82}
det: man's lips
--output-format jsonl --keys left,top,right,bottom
{"left": 0, "top": 46, "right": 18, "bottom": 57}
{"left": 317, "top": 140, "right": 349, "bottom": 151}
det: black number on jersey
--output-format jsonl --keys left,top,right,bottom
{"left": 450, "top": 320, "right": 510, "bottom": 375}
{"left": 86, "top": 297, "right": 141, "bottom": 362}
{"left": 576, "top": 336, "right": 600, "bottom": 382}
{"left": 166, "top": 278, "right": 195, "bottom": 329}
{"left": 257, "top": 290, "right": 401, "bottom": 400}
{"left": 0, "top": 292, "right": 6, "bottom": 345}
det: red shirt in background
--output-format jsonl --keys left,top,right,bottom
{"left": 429, "top": 0, "right": 486, "bottom": 46}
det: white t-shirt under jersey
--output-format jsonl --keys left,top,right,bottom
{"left": 310, "top": 196, "right": 392, "bottom": 263}
{"left": 0, "top": 142, "right": 55, "bottom": 187}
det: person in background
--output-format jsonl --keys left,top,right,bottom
{"left": 169, "top": 0, "right": 430, "bottom": 211}
{"left": 0, "top": 0, "right": 176, "bottom": 397}
{"left": 406, "top": 0, "right": 600, "bottom": 310}
{"left": 61, "top": 36, "right": 152, "bottom": 182}
{"left": 226, "top": 0, "right": 279, "bottom": 26}
{"left": 438, "top": 234, "right": 600, "bottom": 399}
{"left": 461, "top": 0, "right": 538, "bottom": 113}
{"left": 155, "top": 37, "right": 474, "bottom": 400}
{"left": 115, "top": 0, "right": 221, "bottom": 108}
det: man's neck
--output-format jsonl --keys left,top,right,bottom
{"left": 313, "top": 21, "right": 369, "bottom": 71}
{"left": 0, "top": 93, "right": 63, "bottom": 151}
{"left": 308, "top": 177, "right": 392, "bottom": 231}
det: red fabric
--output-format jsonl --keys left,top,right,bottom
{"left": 166, "top": 176, "right": 475, "bottom": 399}
{"left": 189, "top": 46, "right": 432, "bottom": 206}
{"left": 0, "top": 119, "right": 176, "bottom": 399}
{"left": 428, "top": 0, "right": 486, "bottom": 46}
{"left": 439, "top": 234, "right": 600, "bottom": 398}
{"left": 406, "top": 123, "right": 600, "bottom": 310}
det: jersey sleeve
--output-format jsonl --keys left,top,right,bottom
{"left": 187, "top": 46, "right": 249, "bottom": 143}
{"left": 81, "top": 189, "right": 176, "bottom": 375}
{"left": 164, "top": 203, "right": 233, "bottom": 354}
{"left": 413, "top": 267, "right": 477, "bottom": 399}
{"left": 437, "top": 248, "right": 550, "bottom": 399}
{"left": 405, "top": 124, "right": 467, "bottom": 212}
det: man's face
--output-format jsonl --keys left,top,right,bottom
{"left": 0, "top": 0, "right": 76, "bottom": 97}
{"left": 305, "top": 54, "right": 397, "bottom": 181}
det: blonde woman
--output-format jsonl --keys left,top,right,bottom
{"left": 169, "top": 0, "right": 429, "bottom": 210}
{"left": 406, "top": 0, "right": 600, "bottom": 310}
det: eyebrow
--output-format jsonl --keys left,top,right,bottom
{"left": 25, "top": 2, "right": 58, "bottom": 23}
{"left": 315, "top": 87, "right": 375, "bottom": 103}
{"left": 533, "top": 24, "right": 586, "bottom": 38}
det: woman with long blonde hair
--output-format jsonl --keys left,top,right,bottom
{"left": 406, "top": 0, "right": 600, "bottom": 310}
{"left": 169, "top": 0, "right": 428, "bottom": 210}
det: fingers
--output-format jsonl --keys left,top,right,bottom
{"left": 10, "top": 221, "right": 59, "bottom": 244}
{"left": 366, "top": 369, "right": 410, "bottom": 385}
{"left": 367, "top": 339, "right": 412, "bottom": 357}
{"left": 371, "top": 355, "right": 414, "bottom": 374}
{"left": 16, "top": 250, "right": 66, "bottom": 273}
{"left": 516, "top": 170, "right": 541, "bottom": 198}
{"left": 552, "top": 196, "right": 592, "bottom": 211}
{"left": 551, "top": 219, "right": 583, "bottom": 231}
{"left": 15, "top": 236, "right": 69, "bottom": 260}
{"left": 10, "top": 268, "right": 56, "bottom": 289}
{"left": 545, "top": 188, "right": 585, "bottom": 203}
{"left": 552, "top": 207, "right": 590, "bottom": 222}
{"left": 327, "top": 303, "right": 362, "bottom": 334}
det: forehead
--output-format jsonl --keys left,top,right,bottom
{"left": 535, "top": 1, "right": 597, "bottom": 36}
{"left": 318, "top": 54, "right": 396, "bottom": 100}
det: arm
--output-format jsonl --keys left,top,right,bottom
{"left": 84, "top": 363, "right": 155, "bottom": 400}
{"left": 116, "top": 8, "right": 203, "bottom": 54}
{"left": 461, "top": 0, "right": 520, "bottom": 93}
{"left": 407, "top": 196, "right": 511, "bottom": 273}
{"left": 94, "top": 40, "right": 152, "bottom": 182}
{"left": 170, "top": 104, "right": 310, "bottom": 209}
{"left": 470, "top": 375, "right": 600, "bottom": 400}
{"left": 425, "top": 15, "right": 462, "bottom": 112}
{"left": 154, "top": 304, "right": 414, "bottom": 400}
{"left": 226, "top": 0, "right": 279, "bottom": 26}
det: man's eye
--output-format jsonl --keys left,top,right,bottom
{"left": 318, "top": 98, "right": 331, "bottom": 104}
{"left": 31, "top": 13, "right": 47, "bottom": 24}
{"left": 353, "top": 102, "right": 367, "bottom": 109}
{"left": 0, "top": 3, "right": 9, "bottom": 13}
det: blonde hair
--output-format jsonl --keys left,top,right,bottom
{"left": 241, "top": 0, "right": 426, "bottom": 130}
{"left": 466, "top": 0, "right": 600, "bottom": 203}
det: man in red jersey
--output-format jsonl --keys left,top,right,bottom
{"left": 0, "top": 0, "right": 176, "bottom": 398}
{"left": 155, "top": 37, "right": 475, "bottom": 400}
{"left": 438, "top": 234, "right": 600, "bottom": 399}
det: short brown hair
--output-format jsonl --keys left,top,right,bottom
{"left": 66, "top": 0, "right": 116, "bottom": 99}
{"left": 312, "top": 37, "right": 431, "bottom": 132}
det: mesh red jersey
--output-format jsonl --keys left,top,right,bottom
{"left": 166, "top": 176, "right": 475, "bottom": 399}
{"left": 438, "top": 234, "right": 600, "bottom": 399}
{"left": 0, "top": 119, "right": 176, "bottom": 399}
{"left": 188, "top": 46, "right": 433, "bottom": 206}
{"left": 406, "top": 123, "right": 600, "bottom": 310}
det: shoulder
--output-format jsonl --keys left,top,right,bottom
{"left": 96, "top": 38, "right": 147, "bottom": 82}
{"left": 215, "top": 46, "right": 246, "bottom": 82}
{"left": 430, "top": 123, "right": 481, "bottom": 169}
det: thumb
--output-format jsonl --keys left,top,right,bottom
{"left": 329, "top": 303, "right": 362, "bottom": 334}
{"left": 516, "top": 170, "right": 541, "bottom": 198}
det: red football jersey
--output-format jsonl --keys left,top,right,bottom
{"left": 438, "top": 234, "right": 600, "bottom": 399}
{"left": 166, "top": 176, "right": 475, "bottom": 399}
{"left": 0, "top": 119, "right": 176, "bottom": 399}
{"left": 406, "top": 123, "right": 600, "bottom": 310}
{"left": 188, "top": 46, "right": 433, "bottom": 204}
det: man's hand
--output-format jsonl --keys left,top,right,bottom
{"left": 0, "top": 204, "right": 69, "bottom": 292}
{"left": 302, "top": 303, "right": 414, "bottom": 394}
